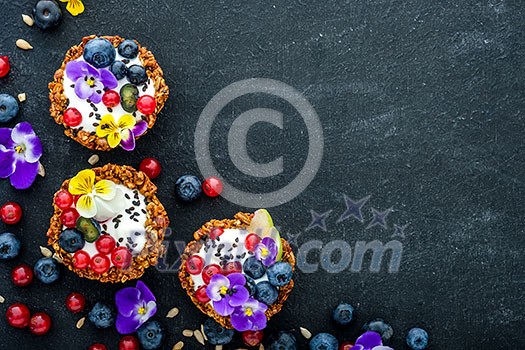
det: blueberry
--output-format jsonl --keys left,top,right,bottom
{"left": 267, "top": 262, "right": 293, "bottom": 287}
{"left": 32, "top": 0, "right": 62, "bottom": 30}
{"left": 58, "top": 228, "right": 85, "bottom": 253}
{"left": 363, "top": 319, "right": 394, "bottom": 342}
{"left": 268, "top": 331, "right": 298, "bottom": 350}
{"left": 333, "top": 303, "right": 354, "bottom": 325}
{"left": 309, "top": 333, "right": 338, "bottom": 350}
{"left": 0, "top": 232, "right": 21, "bottom": 260}
{"left": 406, "top": 327, "right": 428, "bottom": 350}
{"left": 110, "top": 60, "right": 129, "bottom": 80}
{"left": 0, "top": 94, "right": 19, "bottom": 123}
{"left": 88, "top": 302, "right": 115, "bottom": 329}
{"left": 203, "top": 318, "right": 234, "bottom": 345}
{"left": 83, "top": 38, "right": 116, "bottom": 68}
{"left": 137, "top": 320, "right": 164, "bottom": 349}
{"left": 175, "top": 175, "right": 202, "bottom": 202}
{"left": 127, "top": 65, "right": 148, "bottom": 85}
{"left": 243, "top": 256, "right": 266, "bottom": 279}
{"left": 118, "top": 40, "right": 139, "bottom": 59}
{"left": 245, "top": 275, "right": 257, "bottom": 296}
{"left": 34, "top": 257, "right": 60, "bottom": 284}
{"left": 255, "top": 281, "right": 278, "bottom": 305}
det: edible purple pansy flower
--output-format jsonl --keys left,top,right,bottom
{"left": 0, "top": 122, "right": 42, "bottom": 190}
{"left": 230, "top": 297, "right": 268, "bottom": 332}
{"left": 115, "top": 281, "right": 157, "bottom": 334}
{"left": 350, "top": 331, "right": 394, "bottom": 350}
{"left": 65, "top": 60, "right": 118, "bottom": 104}
{"left": 206, "top": 273, "right": 249, "bottom": 316}
{"left": 254, "top": 237, "right": 277, "bottom": 266}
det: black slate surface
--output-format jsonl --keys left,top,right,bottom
{"left": 1, "top": 0, "right": 524, "bottom": 349}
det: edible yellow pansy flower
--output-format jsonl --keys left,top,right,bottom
{"left": 68, "top": 169, "right": 117, "bottom": 218}
{"left": 96, "top": 114, "right": 138, "bottom": 150}
{"left": 59, "top": 0, "right": 84, "bottom": 16}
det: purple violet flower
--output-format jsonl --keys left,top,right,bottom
{"left": 0, "top": 122, "right": 42, "bottom": 190}
{"left": 254, "top": 237, "right": 277, "bottom": 266}
{"left": 65, "top": 60, "right": 118, "bottom": 104}
{"left": 350, "top": 331, "right": 394, "bottom": 350}
{"left": 115, "top": 281, "right": 157, "bottom": 334}
{"left": 230, "top": 297, "right": 268, "bottom": 332}
{"left": 206, "top": 273, "right": 249, "bottom": 316}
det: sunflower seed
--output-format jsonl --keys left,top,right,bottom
{"left": 88, "top": 154, "right": 99, "bottom": 165}
{"left": 0, "top": 295, "right": 5, "bottom": 304}
{"left": 300, "top": 326, "right": 312, "bottom": 339}
{"left": 17, "top": 93, "right": 26, "bottom": 102}
{"left": 215, "top": 346, "right": 223, "bottom": 350}
{"left": 52, "top": 252, "right": 63, "bottom": 264}
{"left": 172, "top": 341, "right": 184, "bottom": 350}
{"left": 194, "top": 329, "right": 205, "bottom": 345}
{"left": 259, "top": 345, "right": 265, "bottom": 350}
{"left": 22, "top": 14, "right": 34, "bottom": 26}
{"left": 16, "top": 39, "right": 33, "bottom": 50}
{"left": 76, "top": 317, "right": 85, "bottom": 329}
{"left": 40, "top": 246, "right": 53, "bottom": 257}
{"left": 166, "top": 307, "right": 179, "bottom": 318}
{"left": 37, "top": 162, "right": 45, "bottom": 177}
{"left": 182, "top": 329, "right": 193, "bottom": 337}
{"left": 201, "top": 324, "right": 208, "bottom": 341}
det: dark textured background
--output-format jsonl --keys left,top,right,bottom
{"left": 1, "top": 0, "right": 524, "bottom": 349}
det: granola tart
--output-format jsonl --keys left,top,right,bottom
{"left": 47, "top": 164, "right": 169, "bottom": 283}
{"left": 49, "top": 35, "right": 169, "bottom": 151}
{"left": 179, "top": 210, "right": 296, "bottom": 331}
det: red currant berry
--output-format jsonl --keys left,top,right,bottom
{"left": 0, "top": 56, "right": 10, "bottom": 78}
{"left": 6, "top": 303, "right": 30, "bottom": 328}
{"left": 95, "top": 235, "right": 116, "bottom": 255}
{"left": 139, "top": 157, "right": 161, "bottom": 179}
{"left": 72, "top": 250, "right": 90, "bottom": 269}
{"left": 12, "top": 264, "right": 33, "bottom": 287}
{"left": 91, "top": 254, "right": 110, "bottom": 274}
{"left": 136, "top": 95, "right": 156, "bottom": 114}
{"left": 60, "top": 208, "right": 79, "bottom": 228}
{"left": 63, "top": 107, "right": 82, "bottom": 127}
{"left": 29, "top": 312, "right": 51, "bottom": 335}
{"left": 339, "top": 342, "right": 354, "bottom": 350}
{"left": 195, "top": 285, "right": 210, "bottom": 303}
{"left": 245, "top": 233, "right": 261, "bottom": 252}
{"left": 119, "top": 335, "right": 140, "bottom": 350}
{"left": 222, "top": 261, "right": 242, "bottom": 275}
{"left": 111, "top": 247, "right": 132, "bottom": 269}
{"left": 1, "top": 202, "right": 22, "bottom": 225}
{"left": 202, "top": 176, "right": 223, "bottom": 197}
{"left": 102, "top": 90, "right": 120, "bottom": 108}
{"left": 208, "top": 227, "right": 224, "bottom": 240}
{"left": 54, "top": 190, "right": 74, "bottom": 210}
{"left": 186, "top": 255, "right": 204, "bottom": 275}
{"left": 242, "top": 330, "right": 264, "bottom": 347}
{"left": 201, "top": 264, "right": 222, "bottom": 284}
{"left": 89, "top": 344, "right": 108, "bottom": 350}
{"left": 65, "top": 292, "right": 85, "bottom": 313}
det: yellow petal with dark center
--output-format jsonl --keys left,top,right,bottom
{"left": 107, "top": 132, "right": 122, "bottom": 148}
{"left": 68, "top": 169, "right": 95, "bottom": 195}
{"left": 76, "top": 194, "right": 97, "bottom": 218}
{"left": 66, "top": 0, "right": 84, "bottom": 16}
{"left": 96, "top": 114, "right": 119, "bottom": 138}
{"left": 117, "top": 114, "right": 136, "bottom": 130}
{"left": 94, "top": 179, "right": 117, "bottom": 200}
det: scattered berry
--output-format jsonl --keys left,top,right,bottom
{"left": 65, "top": 292, "right": 85, "bottom": 313}
{"left": 310, "top": 333, "right": 339, "bottom": 350}
{"left": 29, "top": 312, "right": 51, "bottom": 335}
{"left": 255, "top": 281, "right": 278, "bottom": 305}
{"left": 363, "top": 319, "right": 394, "bottom": 342}
{"left": 333, "top": 303, "right": 354, "bottom": 325}
{"left": 268, "top": 331, "right": 298, "bottom": 350}
{"left": 32, "top": 0, "right": 62, "bottom": 30}
{"left": 339, "top": 341, "right": 354, "bottom": 350}
{"left": 175, "top": 175, "right": 202, "bottom": 202}
{"left": 88, "top": 302, "right": 115, "bottom": 329}
{"left": 118, "top": 40, "right": 139, "bottom": 59}
{"left": 111, "top": 246, "right": 132, "bottom": 269}
{"left": 1, "top": 202, "right": 22, "bottom": 224}
{"left": 6, "top": 303, "right": 30, "bottom": 328}
{"left": 203, "top": 318, "right": 234, "bottom": 345}
{"left": 267, "top": 262, "right": 293, "bottom": 287}
{"left": 0, "top": 94, "right": 19, "bottom": 123}
{"left": 222, "top": 261, "right": 242, "bottom": 275}
{"left": 185, "top": 255, "right": 204, "bottom": 275}
{"left": 139, "top": 157, "right": 161, "bottom": 179}
{"left": 54, "top": 190, "right": 73, "bottom": 210}
{"left": 95, "top": 235, "right": 116, "bottom": 255}
{"left": 202, "top": 176, "right": 223, "bottom": 197}
{"left": 91, "top": 254, "right": 111, "bottom": 274}
{"left": 245, "top": 233, "right": 261, "bottom": 252}
{"left": 12, "top": 264, "right": 33, "bottom": 287}
{"left": 243, "top": 256, "right": 266, "bottom": 279}
{"left": 136, "top": 95, "right": 156, "bottom": 114}
{"left": 58, "top": 228, "right": 85, "bottom": 253}
{"left": 63, "top": 107, "right": 82, "bottom": 127}
{"left": 110, "top": 60, "right": 128, "bottom": 80}
{"left": 0, "top": 56, "right": 10, "bottom": 78}
{"left": 406, "top": 327, "right": 428, "bottom": 350}
{"left": 195, "top": 285, "right": 210, "bottom": 303}
{"left": 102, "top": 90, "right": 120, "bottom": 108}
{"left": 242, "top": 330, "right": 264, "bottom": 347}
{"left": 34, "top": 257, "right": 60, "bottom": 284}
{"left": 89, "top": 345, "right": 107, "bottom": 350}
{"left": 60, "top": 208, "right": 79, "bottom": 228}
{"left": 137, "top": 320, "right": 164, "bottom": 350}
{"left": 0, "top": 232, "right": 21, "bottom": 260}
{"left": 76, "top": 217, "right": 101, "bottom": 243}
{"left": 83, "top": 38, "right": 116, "bottom": 68}
{"left": 201, "top": 264, "right": 221, "bottom": 284}
{"left": 119, "top": 335, "right": 140, "bottom": 350}
{"left": 208, "top": 227, "right": 224, "bottom": 240}
{"left": 126, "top": 65, "right": 148, "bottom": 85}
{"left": 72, "top": 250, "right": 90, "bottom": 269}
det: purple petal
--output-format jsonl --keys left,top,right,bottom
{"left": 0, "top": 128, "right": 13, "bottom": 147}
{"left": 74, "top": 79, "right": 93, "bottom": 99}
{"left": 250, "top": 310, "right": 267, "bottom": 330}
{"left": 229, "top": 285, "right": 249, "bottom": 307}
{"left": 9, "top": 159, "right": 38, "bottom": 189}
{"left": 356, "top": 331, "right": 383, "bottom": 348}
{"left": 89, "top": 90, "right": 103, "bottom": 104}
{"left": 230, "top": 310, "right": 251, "bottom": 332}
{"left": 23, "top": 135, "right": 43, "bottom": 163}
{"left": 11, "top": 122, "right": 35, "bottom": 144}
{"left": 132, "top": 120, "right": 148, "bottom": 137}
{"left": 350, "top": 346, "right": 365, "bottom": 350}
{"left": 227, "top": 273, "right": 246, "bottom": 288}
{"left": 99, "top": 69, "right": 118, "bottom": 89}
{"left": 115, "top": 287, "right": 141, "bottom": 317}
{"left": 136, "top": 281, "right": 156, "bottom": 303}
{"left": 116, "top": 314, "right": 141, "bottom": 335}
{"left": 85, "top": 62, "right": 100, "bottom": 78}
{"left": 65, "top": 61, "right": 89, "bottom": 81}
{"left": 119, "top": 129, "right": 136, "bottom": 151}
{"left": 210, "top": 273, "right": 230, "bottom": 288}
{"left": 213, "top": 298, "right": 235, "bottom": 316}
{"left": 0, "top": 149, "right": 15, "bottom": 178}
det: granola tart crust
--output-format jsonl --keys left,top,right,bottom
{"left": 48, "top": 35, "right": 170, "bottom": 151}
{"left": 47, "top": 164, "right": 170, "bottom": 283}
{"left": 178, "top": 212, "right": 296, "bottom": 329}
